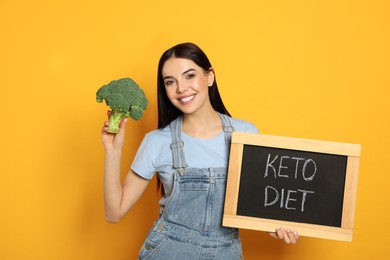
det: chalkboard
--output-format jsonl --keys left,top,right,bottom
{"left": 223, "top": 132, "right": 361, "bottom": 242}
{"left": 238, "top": 145, "right": 347, "bottom": 227}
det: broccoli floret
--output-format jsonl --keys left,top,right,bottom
{"left": 96, "top": 78, "right": 148, "bottom": 133}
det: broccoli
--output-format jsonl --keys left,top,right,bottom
{"left": 96, "top": 77, "right": 148, "bottom": 133}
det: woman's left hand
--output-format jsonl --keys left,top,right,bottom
{"left": 269, "top": 228, "right": 300, "bottom": 244}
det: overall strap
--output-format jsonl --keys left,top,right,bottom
{"left": 169, "top": 116, "right": 188, "bottom": 174}
{"left": 169, "top": 113, "right": 235, "bottom": 175}
{"left": 219, "top": 113, "right": 235, "bottom": 151}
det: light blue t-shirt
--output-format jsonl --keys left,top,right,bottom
{"left": 131, "top": 117, "right": 259, "bottom": 206}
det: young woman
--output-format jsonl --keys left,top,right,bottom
{"left": 102, "top": 42, "right": 299, "bottom": 259}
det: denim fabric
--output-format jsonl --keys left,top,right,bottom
{"left": 138, "top": 114, "right": 243, "bottom": 260}
{"left": 138, "top": 216, "right": 243, "bottom": 259}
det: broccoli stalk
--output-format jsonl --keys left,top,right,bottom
{"left": 107, "top": 109, "right": 131, "bottom": 133}
{"left": 96, "top": 78, "right": 148, "bottom": 133}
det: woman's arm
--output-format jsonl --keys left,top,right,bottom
{"left": 102, "top": 113, "right": 150, "bottom": 223}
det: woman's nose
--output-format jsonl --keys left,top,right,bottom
{"left": 176, "top": 81, "right": 188, "bottom": 93}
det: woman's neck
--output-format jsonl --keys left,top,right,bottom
{"left": 182, "top": 110, "right": 222, "bottom": 139}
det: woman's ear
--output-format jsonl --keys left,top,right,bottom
{"left": 207, "top": 68, "right": 215, "bottom": 87}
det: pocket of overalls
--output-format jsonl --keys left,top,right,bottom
{"left": 138, "top": 231, "right": 169, "bottom": 260}
{"left": 171, "top": 178, "right": 210, "bottom": 231}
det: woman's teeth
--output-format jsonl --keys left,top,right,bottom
{"left": 180, "top": 95, "right": 195, "bottom": 102}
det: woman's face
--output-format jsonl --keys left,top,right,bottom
{"left": 162, "top": 57, "right": 214, "bottom": 116}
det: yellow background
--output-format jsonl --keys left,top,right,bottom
{"left": 1, "top": 0, "right": 389, "bottom": 259}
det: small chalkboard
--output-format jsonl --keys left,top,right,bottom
{"left": 223, "top": 132, "right": 361, "bottom": 242}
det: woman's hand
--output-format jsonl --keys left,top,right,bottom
{"left": 101, "top": 110, "right": 128, "bottom": 153}
{"left": 269, "top": 228, "right": 300, "bottom": 244}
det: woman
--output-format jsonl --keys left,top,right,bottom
{"left": 102, "top": 42, "right": 299, "bottom": 259}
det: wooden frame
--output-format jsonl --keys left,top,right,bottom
{"left": 223, "top": 132, "right": 361, "bottom": 242}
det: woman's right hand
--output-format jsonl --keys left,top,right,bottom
{"left": 101, "top": 110, "right": 128, "bottom": 153}
{"left": 269, "top": 228, "right": 300, "bottom": 244}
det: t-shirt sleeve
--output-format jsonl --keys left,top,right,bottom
{"left": 131, "top": 134, "right": 156, "bottom": 180}
{"left": 232, "top": 118, "right": 260, "bottom": 134}
{"left": 244, "top": 122, "right": 259, "bottom": 134}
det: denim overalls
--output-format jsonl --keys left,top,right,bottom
{"left": 138, "top": 114, "right": 243, "bottom": 260}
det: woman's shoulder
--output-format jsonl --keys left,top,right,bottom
{"left": 229, "top": 116, "right": 259, "bottom": 134}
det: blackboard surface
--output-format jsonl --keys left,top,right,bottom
{"left": 237, "top": 144, "right": 348, "bottom": 227}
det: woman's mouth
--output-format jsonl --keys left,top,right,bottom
{"left": 179, "top": 94, "right": 195, "bottom": 103}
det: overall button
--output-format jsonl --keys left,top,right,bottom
{"left": 145, "top": 243, "right": 153, "bottom": 250}
{"left": 157, "top": 223, "right": 165, "bottom": 231}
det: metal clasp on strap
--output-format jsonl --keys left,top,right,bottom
{"left": 178, "top": 168, "right": 185, "bottom": 176}
{"left": 223, "top": 125, "right": 235, "bottom": 133}
{"left": 170, "top": 141, "right": 185, "bottom": 150}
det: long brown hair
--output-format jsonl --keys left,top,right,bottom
{"left": 156, "top": 42, "right": 231, "bottom": 195}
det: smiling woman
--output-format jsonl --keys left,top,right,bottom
{"left": 162, "top": 58, "right": 215, "bottom": 116}
{"left": 101, "top": 42, "right": 299, "bottom": 260}
{"left": 156, "top": 42, "right": 231, "bottom": 129}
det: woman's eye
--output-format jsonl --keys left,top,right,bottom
{"left": 164, "top": 80, "right": 174, "bottom": 86}
{"left": 186, "top": 73, "right": 195, "bottom": 80}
